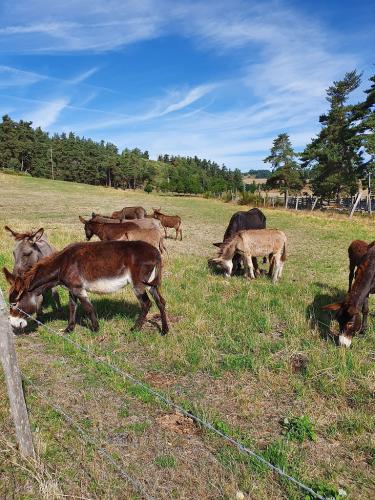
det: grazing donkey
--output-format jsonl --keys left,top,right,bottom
{"left": 3, "top": 240, "right": 169, "bottom": 335}
{"left": 91, "top": 213, "right": 162, "bottom": 230}
{"left": 213, "top": 208, "right": 267, "bottom": 275}
{"left": 4, "top": 225, "right": 60, "bottom": 314}
{"left": 323, "top": 244, "right": 375, "bottom": 347}
{"left": 210, "top": 229, "right": 286, "bottom": 283}
{"left": 152, "top": 208, "right": 182, "bottom": 240}
{"left": 79, "top": 217, "right": 166, "bottom": 253}
{"left": 348, "top": 240, "right": 375, "bottom": 291}
{"left": 111, "top": 206, "right": 146, "bottom": 220}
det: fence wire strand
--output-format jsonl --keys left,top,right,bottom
{"left": 7, "top": 299, "right": 325, "bottom": 500}
{"left": 22, "top": 374, "right": 154, "bottom": 500}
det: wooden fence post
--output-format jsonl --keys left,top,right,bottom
{"left": 0, "top": 288, "right": 35, "bottom": 458}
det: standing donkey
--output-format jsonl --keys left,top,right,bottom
{"left": 152, "top": 208, "right": 182, "bottom": 240}
{"left": 3, "top": 240, "right": 169, "bottom": 335}
{"left": 4, "top": 225, "right": 60, "bottom": 315}
{"left": 210, "top": 229, "right": 287, "bottom": 283}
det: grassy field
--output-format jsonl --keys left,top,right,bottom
{"left": 0, "top": 172, "right": 374, "bottom": 499}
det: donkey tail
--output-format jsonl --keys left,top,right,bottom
{"left": 281, "top": 242, "right": 287, "bottom": 262}
{"left": 143, "top": 260, "right": 162, "bottom": 287}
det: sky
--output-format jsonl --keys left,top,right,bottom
{"left": 0, "top": 0, "right": 374, "bottom": 172}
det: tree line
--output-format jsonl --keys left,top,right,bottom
{"left": 0, "top": 116, "right": 243, "bottom": 195}
{"left": 264, "top": 71, "right": 375, "bottom": 201}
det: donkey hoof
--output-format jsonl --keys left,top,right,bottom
{"left": 90, "top": 324, "right": 99, "bottom": 332}
{"left": 64, "top": 326, "right": 74, "bottom": 334}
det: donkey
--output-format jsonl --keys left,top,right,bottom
{"left": 210, "top": 229, "right": 286, "bottom": 283}
{"left": 79, "top": 217, "right": 166, "bottom": 253}
{"left": 3, "top": 240, "right": 169, "bottom": 335}
{"left": 348, "top": 240, "right": 375, "bottom": 291}
{"left": 111, "top": 206, "right": 146, "bottom": 220}
{"left": 152, "top": 208, "right": 182, "bottom": 240}
{"left": 213, "top": 208, "right": 267, "bottom": 275}
{"left": 4, "top": 226, "right": 60, "bottom": 314}
{"left": 91, "top": 213, "right": 162, "bottom": 230}
{"left": 322, "top": 244, "right": 375, "bottom": 347}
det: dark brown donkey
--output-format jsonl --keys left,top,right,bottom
{"left": 111, "top": 206, "right": 146, "bottom": 220}
{"left": 3, "top": 240, "right": 169, "bottom": 335}
{"left": 322, "top": 245, "right": 375, "bottom": 347}
{"left": 152, "top": 208, "right": 182, "bottom": 240}
{"left": 348, "top": 240, "right": 375, "bottom": 291}
{"left": 4, "top": 225, "right": 60, "bottom": 313}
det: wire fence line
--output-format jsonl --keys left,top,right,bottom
{"left": 22, "top": 374, "right": 155, "bottom": 500}
{"left": 7, "top": 302, "right": 325, "bottom": 500}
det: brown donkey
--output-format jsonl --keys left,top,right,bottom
{"left": 210, "top": 229, "right": 286, "bottom": 283}
{"left": 348, "top": 240, "right": 375, "bottom": 291}
{"left": 111, "top": 206, "right": 146, "bottom": 220}
{"left": 323, "top": 244, "right": 375, "bottom": 347}
{"left": 79, "top": 217, "right": 165, "bottom": 253}
{"left": 3, "top": 240, "right": 169, "bottom": 335}
{"left": 152, "top": 208, "right": 182, "bottom": 240}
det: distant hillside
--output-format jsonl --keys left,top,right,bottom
{"left": 245, "top": 169, "right": 272, "bottom": 179}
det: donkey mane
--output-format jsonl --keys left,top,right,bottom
{"left": 347, "top": 257, "right": 375, "bottom": 309}
{"left": 20, "top": 248, "right": 65, "bottom": 292}
{"left": 217, "top": 233, "right": 238, "bottom": 257}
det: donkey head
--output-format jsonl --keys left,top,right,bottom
{"left": 208, "top": 257, "right": 233, "bottom": 277}
{"left": 321, "top": 301, "right": 362, "bottom": 347}
{"left": 5, "top": 226, "right": 44, "bottom": 276}
{"left": 79, "top": 216, "right": 94, "bottom": 240}
{"left": 152, "top": 207, "right": 162, "bottom": 219}
{"left": 2, "top": 267, "right": 40, "bottom": 329}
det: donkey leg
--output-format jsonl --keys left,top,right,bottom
{"left": 348, "top": 264, "right": 355, "bottom": 292}
{"left": 360, "top": 296, "right": 369, "bottom": 335}
{"left": 272, "top": 255, "right": 281, "bottom": 283}
{"left": 252, "top": 257, "right": 260, "bottom": 277}
{"left": 179, "top": 227, "right": 183, "bottom": 241}
{"left": 65, "top": 292, "right": 78, "bottom": 333}
{"left": 131, "top": 288, "right": 152, "bottom": 331}
{"left": 149, "top": 286, "right": 169, "bottom": 335}
{"left": 77, "top": 292, "right": 99, "bottom": 332}
{"left": 246, "top": 255, "right": 255, "bottom": 279}
{"left": 51, "top": 287, "right": 61, "bottom": 311}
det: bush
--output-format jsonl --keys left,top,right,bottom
{"left": 144, "top": 183, "right": 153, "bottom": 193}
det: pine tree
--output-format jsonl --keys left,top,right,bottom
{"left": 301, "top": 70, "right": 364, "bottom": 200}
{"left": 264, "top": 133, "right": 303, "bottom": 204}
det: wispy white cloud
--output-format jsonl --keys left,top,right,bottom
{"left": 0, "top": 0, "right": 371, "bottom": 170}
{"left": 25, "top": 98, "right": 69, "bottom": 128}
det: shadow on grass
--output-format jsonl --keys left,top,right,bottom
{"left": 306, "top": 282, "right": 346, "bottom": 344}
{"left": 16, "top": 295, "right": 146, "bottom": 336}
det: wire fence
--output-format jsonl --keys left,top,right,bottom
{"left": 22, "top": 374, "right": 155, "bottom": 500}
{"left": 5, "top": 300, "right": 326, "bottom": 500}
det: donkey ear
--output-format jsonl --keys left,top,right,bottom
{"left": 213, "top": 242, "right": 223, "bottom": 248}
{"left": 4, "top": 225, "right": 19, "bottom": 239}
{"left": 321, "top": 302, "right": 343, "bottom": 311}
{"left": 3, "top": 267, "right": 15, "bottom": 285}
{"left": 79, "top": 216, "right": 87, "bottom": 224}
{"left": 30, "top": 228, "right": 44, "bottom": 243}
{"left": 92, "top": 212, "right": 97, "bottom": 218}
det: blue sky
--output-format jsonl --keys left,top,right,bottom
{"left": 0, "top": 0, "right": 374, "bottom": 171}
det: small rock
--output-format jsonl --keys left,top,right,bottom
{"left": 235, "top": 491, "right": 245, "bottom": 500}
